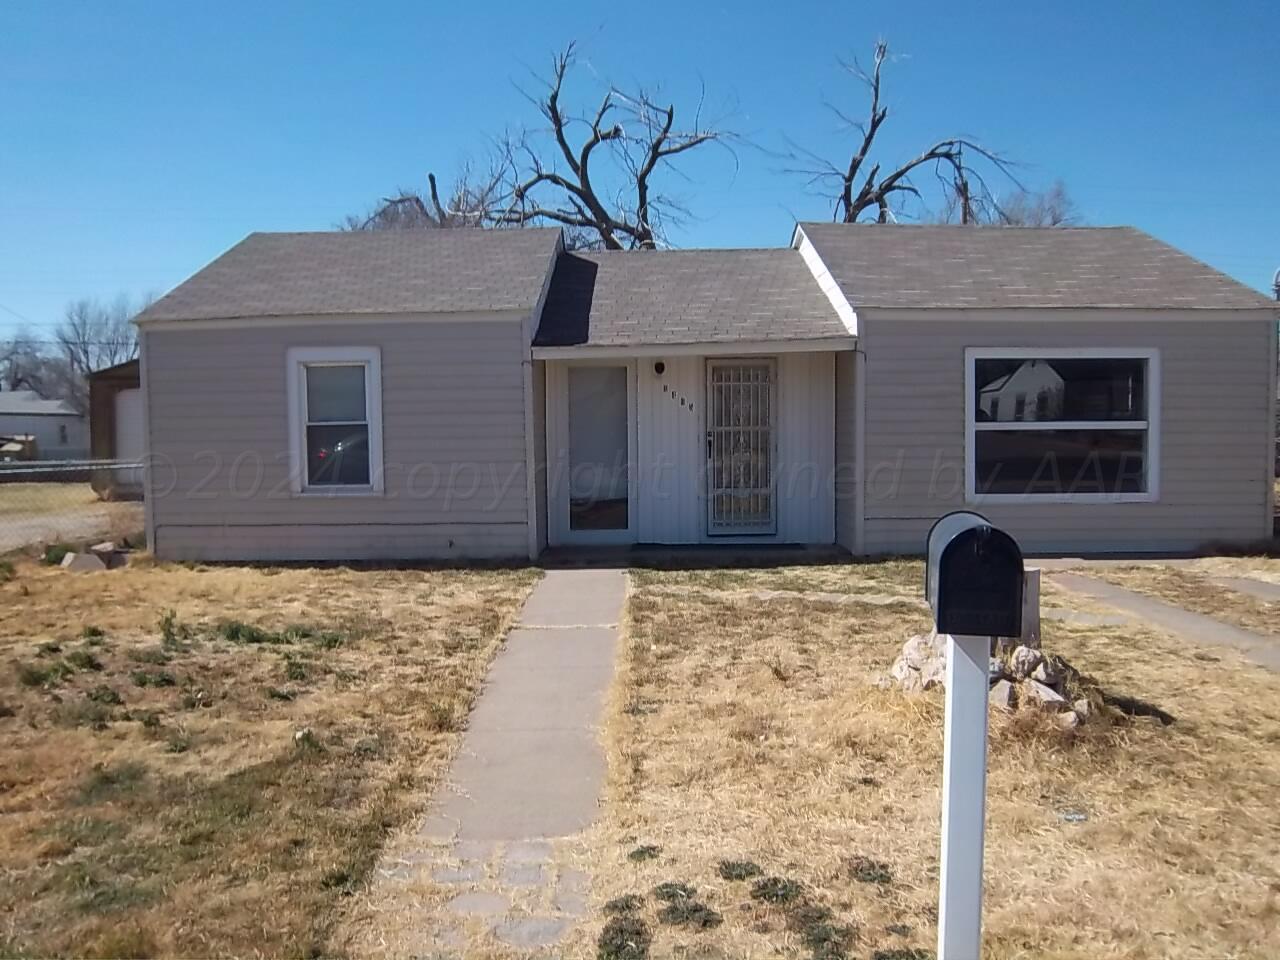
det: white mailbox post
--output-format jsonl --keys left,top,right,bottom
{"left": 925, "top": 512, "right": 1025, "bottom": 960}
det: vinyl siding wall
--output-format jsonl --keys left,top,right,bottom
{"left": 834, "top": 350, "right": 859, "bottom": 551}
{"left": 144, "top": 314, "right": 532, "bottom": 561}
{"left": 0, "top": 411, "right": 88, "bottom": 460}
{"left": 858, "top": 310, "right": 1275, "bottom": 554}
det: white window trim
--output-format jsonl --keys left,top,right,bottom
{"left": 286, "top": 346, "right": 384, "bottom": 496}
{"left": 964, "top": 346, "right": 1160, "bottom": 505}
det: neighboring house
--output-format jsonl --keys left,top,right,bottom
{"left": 0, "top": 390, "right": 88, "bottom": 460}
{"left": 133, "top": 224, "right": 1279, "bottom": 561}
{"left": 88, "top": 358, "right": 145, "bottom": 497}
{"left": 976, "top": 359, "right": 1065, "bottom": 422}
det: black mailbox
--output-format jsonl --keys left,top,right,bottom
{"left": 926, "top": 511, "right": 1024, "bottom": 638}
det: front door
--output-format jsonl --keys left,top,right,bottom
{"left": 549, "top": 362, "right": 636, "bottom": 545}
{"left": 706, "top": 359, "right": 777, "bottom": 536}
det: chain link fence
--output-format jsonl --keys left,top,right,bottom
{"left": 0, "top": 461, "right": 146, "bottom": 556}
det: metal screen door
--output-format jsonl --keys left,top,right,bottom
{"left": 706, "top": 359, "right": 777, "bottom": 535}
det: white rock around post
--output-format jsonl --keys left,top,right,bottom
{"left": 60, "top": 552, "right": 107, "bottom": 572}
{"left": 1009, "top": 645, "right": 1044, "bottom": 680}
{"left": 988, "top": 679, "right": 1015, "bottom": 710}
{"left": 1023, "top": 679, "right": 1067, "bottom": 709}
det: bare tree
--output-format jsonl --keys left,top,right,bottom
{"left": 353, "top": 43, "right": 734, "bottom": 249}
{"left": 792, "top": 41, "right": 1022, "bottom": 224}
{"left": 52, "top": 294, "right": 151, "bottom": 413}
{"left": 343, "top": 162, "right": 507, "bottom": 231}
{"left": 993, "top": 181, "right": 1079, "bottom": 226}
{"left": 0, "top": 332, "right": 58, "bottom": 394}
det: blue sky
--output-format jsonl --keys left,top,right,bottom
{"left": 2, "top": 0, "right": 1276, "bottom": 338}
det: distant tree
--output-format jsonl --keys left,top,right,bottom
{"left": 792, "top": 41, "right": 1026, "bottom": 224}
{"left": 52, "top": 295, "right": 151, "bottom": 413}
{"left": 342, "top": 163, "right": 506, "bottom": 231}
{"left": 0, "top": 294, "right": 152, "bottom": 414}
{"left": 0, "top": 332, "right": 58, "bottom": 394}
{"left": 349, "top": 43, "right": 735, "bottom": 249}
{"left": 936, "top": 180, "right": 1080, "bottom": 226}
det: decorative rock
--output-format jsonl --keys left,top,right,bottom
{"left": 988, "top": 656, "right": 1008, "bottom": 681}
{"left": 1032, "top": 659, "right": 1062, "bottom": 686}
{"left": 1057, "top": 710, "right": 1081, "bottom": 730}
{"left": 1073, "top": 698, "right": 1092, "bottom": 721}
{"left": 988, "top": 679, "right": 1015, "bottom": 710}
{"left": 902, "top": 633, "right": 944, "bottom": 669}
{"left": 60, "top": 552, "right": 107, "bottom": 572}
{"left": 1009, "top": 645, "right": 1044, "bottom": 680}
{"left": 89, "top": 541, "right": 117, "bottom": 558}
{"left": 918, "top": 658, "right": 947, "bottom": 691}
{"left": 1023, "top": 679, "right": 1067, "bottom": 709}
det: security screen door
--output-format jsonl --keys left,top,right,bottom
{"left": 706, "top": 359, "right": 777, "bottom": 535}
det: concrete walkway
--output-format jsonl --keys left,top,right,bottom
{"left": 1050, "top": 571, "right": 1280, "bottom": 671}
{"left": 392, "top": 567, "right": 625, "bottom": 954}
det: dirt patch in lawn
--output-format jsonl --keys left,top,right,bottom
{"left": 0, "top": 557, "right": 537, "bottom": 958}
{"left": 1091, "top": 564, "right": 1278, "bottom": 638}
{"left": 562, "top": 563, "right": 1280, "bottom": 960}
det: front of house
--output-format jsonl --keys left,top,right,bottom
{"left": 133, "top": 223, "right": 1277, "bottom": 561}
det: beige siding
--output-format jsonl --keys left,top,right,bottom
{"left": 144, "top": 315, "right": 531, "bottom": 561}
{"left": 859, "top": 312, "right": 1274, "bottom": 554}
{"left": 834, "top": 350, "right": 859, "bottom": 551}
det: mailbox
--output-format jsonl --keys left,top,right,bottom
{"left": 926, "top": 511, "right": 1024, "bottom": 638}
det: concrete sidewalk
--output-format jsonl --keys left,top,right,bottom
{"left": 1051, "top": 571, "right": 1280, "bottom": 671}
{"left": 419, "top": 568, "right": 624, "bottom": 841}
{"left": 392, "top": 567, "right": 626, "bottom": 954}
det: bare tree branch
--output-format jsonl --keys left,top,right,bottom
{"left": 789, "top": 41, "right": 1034, "bottom": 226}
{"left": 347, "top": 43, "right": 735, "bottom": 250}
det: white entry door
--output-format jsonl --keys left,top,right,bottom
{"left": 706, "top": 359, "right": 777, "bottom": 535}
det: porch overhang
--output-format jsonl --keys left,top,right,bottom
{"left": 531, "top": 336, "right": 857, "bottom": 360}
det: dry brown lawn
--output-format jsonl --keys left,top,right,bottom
{"left": 0, "top": 556, "right": 537, "bottom": 958}
{"left": 1091, "top": 561, "right": 1279, "bottom": 638}
{"left": 561, "top": 561, "right": 1280, "bottom": 960}
{"left": 0, "top": 482, "right": 100, "bottom": 518}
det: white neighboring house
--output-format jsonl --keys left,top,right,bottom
{"left": 0, "top": 390, "right": 89, "bottom": 461}
{"left": 977, "top": 360, "right": 1066, "bottom": 422}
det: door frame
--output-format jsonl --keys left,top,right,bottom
{"left": 545, "top": 359, "right": 639, "bottom": 546}
{"left": 704, "top": 357, "right": 779, "bottom": 537}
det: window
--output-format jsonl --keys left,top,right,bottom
{"left": 287, "top": 347, "right": 383, "bottom": 494}
{"left": 966, "top": 348, "right": 1159, "bottom": 502}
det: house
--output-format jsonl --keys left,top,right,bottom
{"left": 88, "top": 359, "right": 145, "bottom": 498}
{"left": 133, "top": 224, "right": 1278, "bottom": 561}
{"left": 0, "top": 389, "right": 88, "bottom": 461}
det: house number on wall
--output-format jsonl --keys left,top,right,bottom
{"left": 661, "top": 382, "right": 693, "bottom": 412}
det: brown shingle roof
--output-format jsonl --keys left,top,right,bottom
{"left": 534, "top": 249, "right": 848, "bottom": 347}
{"left": 135, "top": 228, "right": 563, "bottom": 322}
{"left": 799, "top": 223, "right": 1276, "bottom": 310}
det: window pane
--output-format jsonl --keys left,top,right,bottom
{"left": 975, "top": 429, "right": 1146, "bottom": 495}
{"left": 306, "top": 424, "right": 370, "bottom": 486}
{"left": 306, "top": 364, "right": 366, "bottom": 422}
{"left": 975, "top": 358, "right": 1145, "bottom": 423}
